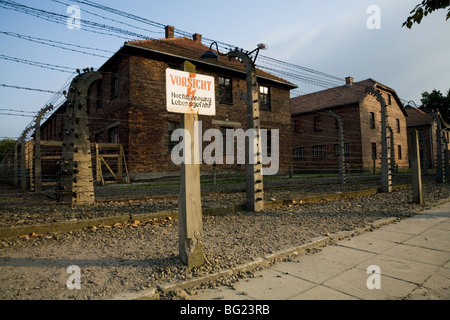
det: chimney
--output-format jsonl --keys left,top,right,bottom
{"left": 165, "top": 25, "right": 174, "bottom": 39}
{"left": 345, "top": 77, "right": 354, "bottom": 87}
{"left": 193, "top": 33, "right": 202, "bottom": 44}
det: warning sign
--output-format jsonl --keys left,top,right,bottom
{"left": 166, "top": 68, "right": 216, "bottom": 116}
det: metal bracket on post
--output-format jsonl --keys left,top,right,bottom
{"left": 228, "top": 49, "right": 264, "bottom": 212}
{"left": 366, "top": 87, "right": 392, "bottom": 193}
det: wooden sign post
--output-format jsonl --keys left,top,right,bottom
{"left": 166, "top": 61, "right": 215, "bottom": 268}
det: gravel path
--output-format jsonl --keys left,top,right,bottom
{"left": 0, "top": 178, "right": 449, "bottom": 300}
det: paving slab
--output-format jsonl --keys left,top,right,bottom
{"left": 354, "top": 254, "right": 440, "bottom": 285}
{"left": 337, "top": 233, "right": 398, "bottom": 254}
{"left": 230, "top": 268, "right": 316, "bottom": 300}
{"left": 289, "top": 284, "right": 359, "bottom": 300}
{"left": 421, "top": 267, "right": 450, "bottom": 291}
{"left": 382, "top": 243, "right": 450, "bottom": 266}
{"left": 406, "top": 266, "right": 450, "bottom": 300}
{"left": 356, "top": 229, "right": 415, "bottom": 244}
{"left": 380, "top": 218, "right": 443, "bottom": 235}
{"left": 272, "top": 256, "right": 349, "bottom": 284}
{"left": 404, "top": 229, "right": 450, "bottom": 252}
{"left": 188, "top": 198, "right": 450, "bottom": 301}
{"left": 435, "top": 221, "right": 450, "bottom": 231}
{"left": 322, "top": 267, "right": 417, "bottom": 300}
{"left": 313, "top": 244, "right": 376, "bottom": 268}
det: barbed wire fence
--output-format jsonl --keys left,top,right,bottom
{"left": 0, "top": 0, "right": 448, "bottom": 204}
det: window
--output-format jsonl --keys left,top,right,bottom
{"left": 293, "top": 119, "right": 303, "bottom": 133}
{"left": 370, "top": 112, "right": 375, "bottom": 129}
{"left": 220, "top": 126, "right": 234, "bottom": 155}
{"left": 96, "top": 80, "right": 103, "bottom": 109}
{"left": 371, "top": 143, "right": 377, "bottom": 160}
{"left": 294, "top": 147, "right": 305, "bottom": 159}
{"left": 313, "top": 145, "right": 326, "bottom": 157}
{"left": 108, "top": 126, "right": 119, "bottom": 143}
{"left": 265, "top": 130, "right": 272, "bottom": 157}
{"left": 314, "top": 116, "right": 322, "bottom": 132}
{"left": 396, "top": 119, "right": 401, "bottom": 133}
{"left": 95, "top": 131, "right": 104, "bottom": 143}
{"left": 111, "top": 67, "right": 119, "bottom": 99}
{"left": 398, "top": 145, "right": 402, "bottom": 160}
{"left": 388, "top": 94, "right": 392, "bottom": 105}
{"left": 259, "top": 86, "right": 271, "bottom": 111}
{"left": 334, "top": 143, "right": 350, "bottom": 157}
{"left": 168, "top": 121, "right": 180, "bottom": 151}
{"left": 218, "top": 76, "right": 232, "bottom": 104}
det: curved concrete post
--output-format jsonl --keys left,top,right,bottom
{"left": 228, "top": 49, "right": 264, "bottom": 212}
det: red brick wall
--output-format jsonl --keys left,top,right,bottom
{"left": 292, "top": 104, "right": 363, "bottom": 172}
{"left": 125, "top": 54, "right": 293, "bottom": 179}
{"left": 39, "top": 51, "right": 294, "bottom": 180}
{"left": 360, "top": 92, "right": 409, "bottom": 171}
{"left": 292, "top": 89, "right": 409, "bottom": 173}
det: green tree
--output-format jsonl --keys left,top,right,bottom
{"left": 420, "top": 89, "right": 450, "bottom": 123}
{"left": 403, "top": 0, "right": 450, "bottom": 28}
{"left": 0, "top": 139, "right": 16, "bottom": 162}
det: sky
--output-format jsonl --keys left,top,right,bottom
{"left": 0, "top": 0, "right": 449, "bottom": 140}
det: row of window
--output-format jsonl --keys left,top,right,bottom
{"left": 294, "top": 113, "right": 402, "bottom": 134}
{"left": 294, "top": 144, "right": 350, "bottom": 159}
{"left": 294, "top": 143, "right": 403, "bottom": 160}
{"left": 91, "top": 73, "right": 272, "bottom": 111}
{"left": 372, "top": 143, "right": 403, "bottom": 160}
{"left": 370, "top": 112, "right": 402, "bottom": 133}
{"left": 168, "top": 121, "right": 273, "bottom": 155}
{"left": 199, "top": 76, "right": 272, "bottom": 110}
{"left": 293, "top": 116, "right": 341, "bottom": 133}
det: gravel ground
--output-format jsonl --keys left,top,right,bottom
{"left": 0, "top": 176, "right": 449, "bottom": 300}
{"left": 0, "top": 173, "right": 426, "bottom": 229}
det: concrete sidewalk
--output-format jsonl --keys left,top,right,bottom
{"left": 190, "top": 200, "right": 450, "bottom": 300}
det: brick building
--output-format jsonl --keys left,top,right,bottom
{"left": 41, "top": 26, "right": 297, "bottom": 180}
{"left": 405, "top": 106, "right": 450, "bottom": 170}
{"left": 291, "top": 77, "right": 409, "bottom": 173}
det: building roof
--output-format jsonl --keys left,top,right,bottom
{"left": 404, "top": 106, "right": 434, "bottom": 127}
{"left": 119, "top": 36, "right": 297, "bottom": 89}
{"left": 291, "top": 78, "right": 407, "bottom": 116}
